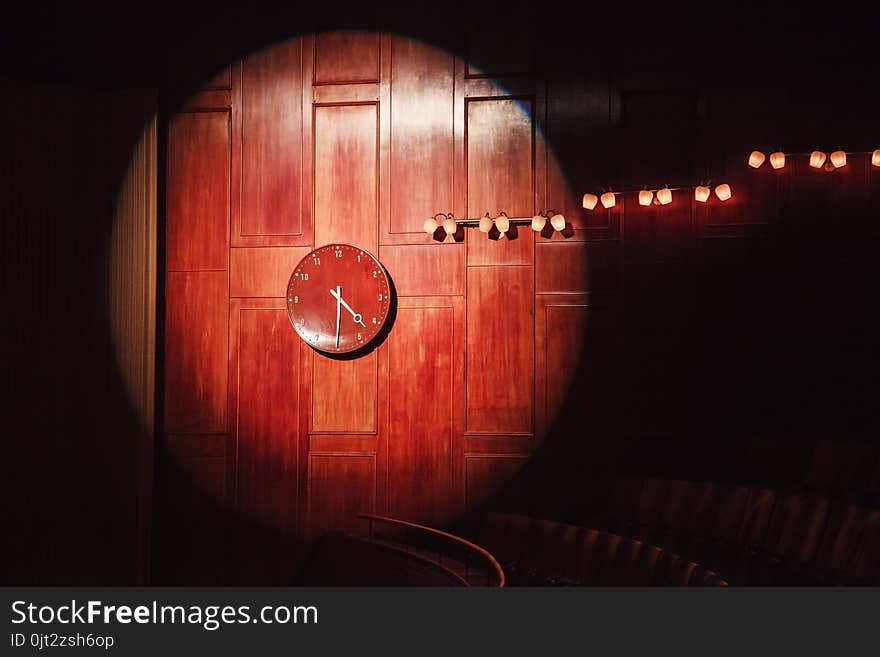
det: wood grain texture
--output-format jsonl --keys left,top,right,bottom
{"left": 234, "top": 307, "right": 299, "bottom": 535}
{"left": 535, "top": 298, "right": 588, "bottom": 437}
{"left": 466, "top": 97, "right": 535, "bottom": 266}
{"left": 309, "top": 434, "right": 377, "bottom": 453}
{"left": 166, "top": 111, "right": 229, "bottom": 270}
{"left": 313, "top": 104, "right": 378, "bottom": 252}
{"left": 314, "top": 32, "right": 380, "bottom": 84}
{"left": 466, "top": 265, "right": 534, "bottom": 434}
{"left": 388, "top": 36, "right": 454, "bottom": 235}
{"left": 465, "top": 456, "right": 529, "bottom": 510}
{"left": 379, "top": 243, "right": 464, "bottom": 296}
{"left": 311, "top": 351, "right": 378, "bottom": 433}
{"left": 308, "top": 455, "right": 376, "bottom": 538}
{"left": 240, "top": 40, "right": 303, "bottom": 238}
{"left": 230, "top": 246, "right": 311, "bottom": 297}
{"left": 536, "top": 241, "right": 589, "bottom": 293}
{"left": 535, "top": 240, "right": 620, "bottom": 293}
{"left": 388, "top": 302, "right": 455, "bottom": 525}
{"left": 164, "top": 271, "right": 228, "bottom": 433}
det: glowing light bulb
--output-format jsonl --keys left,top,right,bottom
{"left": 638, "top": 190, "right": 653, "bottom": 206}
{"left": 749, "top": 151, "right": 766, "bottom": 168}
{"left": 715, "top": 183, "right": 732, "bottom": 201}
{"left": 582, "top": 193, "right": 599, "bottom": 210}
{"left": 495, "top": 212, "right": 510, "bottom": 234}
{"left": 694, "top": 186, "right": 710, "bottom": 203}
{"left": 809, "top": 151, "right": 827, "bottom": 168}
{"left": 600, "top": 192, "right": 616, "bottom": 208}
{"left": 479, "top": 214, "right": 492, "bottom": 233}
{"left": 830, "top": 150, "right": 847, "bottom": 168}
{"left": 442, "top": 216, "right": 457, "bottom": 236}
{"left": 769, "top": 151, "right": 785, "bottom": 169}
{"left": 550, "top": 213, "right": 566, "bottom": 231}
{"left": 872, "top": 150, "right": 880, "bottom": 167}
{"left": 423, "top": 217, "right": 438, "bottom": 235}
{"left": 656, "top": 187, "right": 672, "bottom": 205}
{"left": 531, "top": 214, "right": 546, "bottom": 232}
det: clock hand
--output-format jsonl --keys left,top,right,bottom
{"left": 335, "top": 285, "right": 341, "bottom": 349}
{"left": 329, "top": 288, "right": 367, "bottom": 327}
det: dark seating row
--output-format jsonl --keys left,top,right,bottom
{"left": 478, "top": 513, "right": 727, "bottom": 587}
{"left": 746, "top": 439, "right": 880, "bottom": 495}
{"left": 593, "top": 476, "right": 880, "bottom": 585}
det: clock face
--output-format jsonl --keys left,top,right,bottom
{"left": 286, "top": 244, "right": 392, "bottom": 354}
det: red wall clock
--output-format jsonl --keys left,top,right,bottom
{"left": 286, "top": 244, "right": 393, "bottom": 355}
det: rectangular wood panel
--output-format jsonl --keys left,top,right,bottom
{"left": 541, "top": 303, "right": 588, "bottom": 436}
{"left": 241, "top": 41, "right": 304, "bottom": 238}
{"left": 388, "top": 304, "right": 454, "bottom": 525}
{"left": 314, "top": 104, "right": 378, "bottom": 252}
{"left": 235, "top": 307, "right": 299, "bottom": 535}
{"left": 308, "top": 455, "right": 376, "bottom": 538}
{"left": 314, "top": 32, "right": 380, "bottom": 84}
{"left": 312, "top": 351, "right": 377, "bottom": 433}
{"left": 467, "top": 98, "right": 535, "bottom": 266}
{"left": 536, "top": 240, "right": 621, "bottom": 293}
{"left": 389, "top": 37, "right": 454, "bottom": 235}
{"left": 309, "top": 434, "right": 377, "bottom": 453}
{"left": 164, "top": 271, "right": 228, "bottom": 433}
{"left": 536, "top": 241, "right": 588, "bottom": 293}
{"left": 465, "top": 456, "right": 528, "bottom": 510}
{"left": 166, "top": 111, "right": 229, "bottom": 270}
{"left": 230, "top": 246, "right": 311, "bottom": 297}
{"left": 379, "top": 244, "right": 464, "bottom": 296}
{"left": 466, "top": 265, "right": 534, "bottom": 434}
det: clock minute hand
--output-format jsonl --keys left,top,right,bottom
{"left": 329, "top": 288, "right": 367, "bottom": 327}
{"left": 334, "top": 285, "right": 341, "bottom": 349}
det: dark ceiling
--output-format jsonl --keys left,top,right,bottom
{"left": 1, "top": 1, "right": 877, "bottom": 94}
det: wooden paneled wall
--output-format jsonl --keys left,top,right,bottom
{"left": 159, "top": 31, "right": 880, "bottom": 582}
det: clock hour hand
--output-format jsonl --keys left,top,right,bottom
{"left": 329, "top": 287, "right": 367, "bottom": 327}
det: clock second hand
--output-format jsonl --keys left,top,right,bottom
{"left": 335, "top": 285, "right": 341, "bottom": 349}
{"left": 329, "top": 287, "right": 366, "bottom": 327}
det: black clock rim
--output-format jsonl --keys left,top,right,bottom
{"left": 285, "top": 243, "right": 392, "bottom": 354}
